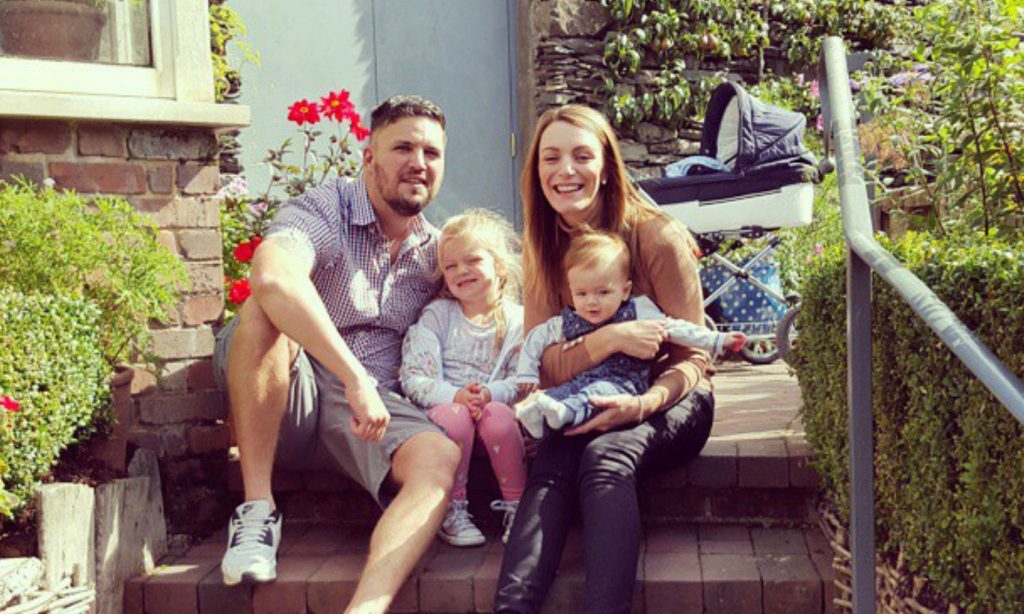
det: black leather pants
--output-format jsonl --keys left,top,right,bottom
{"left": 493, "top": 387, "right": 715, "bottom": 614}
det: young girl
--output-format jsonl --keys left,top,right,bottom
{"left": 400, "top": 209, "right": 527, "bottom": 547}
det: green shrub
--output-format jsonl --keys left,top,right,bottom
{"left": 776, "top": 172, "right": 844, "bottom": 294}
{"left": 0, "top": 289, "right": 111, "bottom": 518}
{"left": 857, "top": 0, "right": 1024, "bottom": 239}
{"left": 0, "top": 180, "right": 186, "bottom": 366}
{"left": 793, "top": 232, "right": 1024, "bottom": 611}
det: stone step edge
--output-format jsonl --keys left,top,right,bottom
{"left": 126, "top": 525, "right": 839, "bottom": 614}
{"left": 226, "top": 438, "right": 819, "bottom": 494}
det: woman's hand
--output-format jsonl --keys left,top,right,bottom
{"left": 565, "top": 393, "right": 648, "bottom": 436}
{"left": 606, "top": 320, "right": 669, "bottom": 359}
{"left": 516, "top": 382, "right": 538, "bottom": 401}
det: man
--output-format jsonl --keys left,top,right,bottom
{"left": 213, "top": 95, "right": 460, "bottom": 613}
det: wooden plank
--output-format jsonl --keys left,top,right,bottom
{"left": 0, "top": 557, "right": 44, "bottom": 608}
{"left": 127, "top": 448, "right": 168, "bottom": 566}
{"left": 95, "top": 477, "right": 159, "bottom": 614}
{"left": 36, "top": 483, "right": 95, "bottom": 591}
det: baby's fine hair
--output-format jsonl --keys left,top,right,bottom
{"left": 562, "top": 229, "right": 631, "bottom": 282}
{"left": 437, "top": 208, "right": 523, "bottom": 303}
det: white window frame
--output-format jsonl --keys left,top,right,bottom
{"left": 0, "top": 0, "right": 249, "bottom": 127}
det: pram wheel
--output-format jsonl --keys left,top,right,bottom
{"left": 739, "top": 337, "right": 779, "bottom": 365}
{"left": 775, "top": 305, "right": 800, "bottom": 365}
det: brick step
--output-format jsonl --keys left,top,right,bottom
{"left": 126, "top": 522, "right": 841, "bottom": 614}
{"left": 227, "top": 434, "right": 819, "bottom": 526}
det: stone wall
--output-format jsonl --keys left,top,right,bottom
{"left": 0, "top": 120, "right": 230, "bottom": 534}
{"left": 526, "top": 0, "right": 784, "bottom": 179}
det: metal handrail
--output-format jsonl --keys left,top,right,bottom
{"left": 817, "top": 36, "right": 1024, "bottom": 613}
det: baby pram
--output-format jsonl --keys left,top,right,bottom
{"left": 637, "top": 80, "right": 829, "bottom": 364}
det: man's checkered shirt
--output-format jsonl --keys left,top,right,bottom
{"left": 266, "top": 177, "right": 440, "bottom": 390}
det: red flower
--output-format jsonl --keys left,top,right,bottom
{"left": 287, "top": 99, "right": 321, "bottom": 126}
{"left": 250, "top": 236, "right": 263, "bottom": 251}
{"left": 320, "top": 90, "right": 356, "bottom": 122}
{"left": 233, "top": 239, "right": 255, "bottom": 263}
{"left": 350, "top": 114, "right": 371, "bottom": 142}
{"left": 1, "top": 396, "right": 19, "bottom": 412}
{"left": 228, "top": 278, "right": 252, "bottom": 305}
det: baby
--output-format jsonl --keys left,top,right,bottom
{"left": 515, "top": 230, "right": 746, "bottom": 438}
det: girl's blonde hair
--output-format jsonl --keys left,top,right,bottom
{"left": 437, "top": 208, "right": 522, "bottom": 350}
{"left": 520, "top": 104, "right": 669, "bottom": 308}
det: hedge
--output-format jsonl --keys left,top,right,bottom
{"left": 793, "top": 232, "right": 1024, "bottom": 612}
{"left": 0, "top": 181, "right": 185, "bottom": 366}
{"left": 0, "top": 289, "right": 111, "bottom": 518}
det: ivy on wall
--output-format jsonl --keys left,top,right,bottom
{"left": 598, "top": 0, "right": 915, "bottom": 131}
{"left": 209, "top": 1, "right": 259, "bottom": 103}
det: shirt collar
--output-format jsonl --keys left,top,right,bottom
{"left": 350, "top": 176, "right": 376, "bottom": 227}
{"left": 352, "top": 175, "right": 436, "bottom": 246}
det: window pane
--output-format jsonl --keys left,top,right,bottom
{"left": 0, "top": 0, "right": 152, "bottom": 66}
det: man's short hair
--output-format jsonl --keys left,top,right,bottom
{"left": 562, "top": 230, "right": 631, "bottom": 281}
{"left": 370, "top": 95, "right": 446, "bottom": 132}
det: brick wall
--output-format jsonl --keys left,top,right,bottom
{"left": 0, "top": 119, "right": 231, "bottom": 534}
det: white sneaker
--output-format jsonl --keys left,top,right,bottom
{"left": 516, "top": 401, "right": 545, "bottom": 439}
{"left": 537, "top": 393, "right": 573, "bottom": 430}
{"left": 221, "top": 500, "right": 282, "bottom": 585}
{"left": 490, "top": 499, "right": 519, "bottom": 544}
{"left": 438, "top": 499, "right": 485, "bottom": 547}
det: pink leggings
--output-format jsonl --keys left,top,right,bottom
{"left": 427, "top": 402, "right": 526, "bottom": 502}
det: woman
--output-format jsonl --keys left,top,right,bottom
{"left": 493, "top": 105, "right": 715, "bottom": 613}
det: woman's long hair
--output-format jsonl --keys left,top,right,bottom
{"left": 521, "top": 104, "right": 662, "bottom": 308}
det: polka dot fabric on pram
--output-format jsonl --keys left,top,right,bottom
{"left": 700, "top": 249, "right": 786, "bottom": 336}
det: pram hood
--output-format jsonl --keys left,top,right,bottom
{"left": 700, "top": 81, "right": 817, "bottom": 176}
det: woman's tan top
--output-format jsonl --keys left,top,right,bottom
{"left": 524, "top": 212, "right": 713, "bottom": 410}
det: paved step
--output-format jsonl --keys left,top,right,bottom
{"left": 228, "top": 363, "right": 818, "bottom": 525}
{"left": 125, "top": 522, "right": 841, "bottom": 614}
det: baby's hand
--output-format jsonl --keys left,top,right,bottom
{"left": 516, "top": 382, "right": 538, "bottom": 401}
{"left": 724, "top": 331, "right": 748, "bottom": 352}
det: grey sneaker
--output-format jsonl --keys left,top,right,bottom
{"left": 221, "top": 500, "right": 282, "bottom": 585}
{"left": 438, "top": 499, "right": 485, "bottom": 547}
{"left": 490, "top": 499, "right": 519, "bottom": 544}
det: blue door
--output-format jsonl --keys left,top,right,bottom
{"left": 373, "top": 1, "right": 519, "bottom": 226}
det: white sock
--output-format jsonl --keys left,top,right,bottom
{"left": 536, "top": 393, "right": 573, "bottom": 430}
{"left": 516, "top": 401, "right": 544, "bottom": 439}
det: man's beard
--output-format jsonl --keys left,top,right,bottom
{"left": 373, "top": 162, "right": 432, "bottom": 217}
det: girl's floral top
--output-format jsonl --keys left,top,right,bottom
{"left": 400, "top": 298, "right": 523, "bottom": 408}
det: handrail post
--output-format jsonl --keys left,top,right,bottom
{"left": 820, "top": 32, "right": 1024, "bottom": 614}
{"left": 847, "top": 249, "right": 875, "bottom": 613}
{"left": 821, "top": 36, "right": 877, "bottom": 613}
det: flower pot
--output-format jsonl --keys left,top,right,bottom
{"left": 88, "top": 366, "right": 135, "bottom": 473}
{"left": 0, "top": 0, "right": 108, "bottom": 62}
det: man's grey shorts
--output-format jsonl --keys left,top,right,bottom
{"left": 212, "top": 315, "right": 442, "bottom": 506}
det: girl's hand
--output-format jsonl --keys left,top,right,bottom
{"left": 565, "top": 393, "right": 648, "bottom": 436}
{"left": 455, "top": 383, "right": 489, "bottom": 419}
{"left": 454, "top": 384, "right": 479, "bottom": 408}
{"left": 470, "top": 386, "right": 491, "bottom": 420}
{"left": 608, "top": 320, "right": 669, "bottom": 359}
